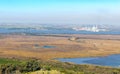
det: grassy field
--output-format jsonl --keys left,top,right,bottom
{"left": 0, "top": 34, "right": 120, "bottom": 74}
{"left": 0, "top": 58, "right": 18, "bottom": 64}
{"left": 26, "top": 70, "right": 64, "bottom": 74}
{"left": 0, "top": 34, "right": 120, "bottom": 60}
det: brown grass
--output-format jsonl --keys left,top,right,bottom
{"left": 0, "top": 34, "right": 120, "bottom": 60}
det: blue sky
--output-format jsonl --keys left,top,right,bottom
{"left": 0, "top": 0, "right": 120, "bottom": 25}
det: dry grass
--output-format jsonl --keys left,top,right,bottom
{"left": 26, "top": 70, "right": 64, "bottom": 74}
{"left": 0, "top": 34, "right": 120, "bottom": 60}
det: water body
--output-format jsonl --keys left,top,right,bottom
{"left": 0, "top": 28, "right": 120, "bottom": 35}
{"left": 43, "top": 45, "right": 56, "bottom": 48}
{"left": 34, "top": 44, "right": 56, "bottom": 49}
{"left": 58, "top": 54, "right": 120, "bottom": 67}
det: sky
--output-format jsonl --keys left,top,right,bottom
{"left": 0, "top": 0, "right": 120, "bottom": 25}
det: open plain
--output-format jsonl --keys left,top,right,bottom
{"left": 0, "top": 34, "right": 120, "bottom": 60}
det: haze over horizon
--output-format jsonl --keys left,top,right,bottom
{"left": 0, "top": 0, "right": 120, "bottom": 25}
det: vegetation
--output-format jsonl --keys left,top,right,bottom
{"left": 1, "top": 35, "right": 120, "bottom": 74}
{"left": 27, "top": 70, "right": 64, "bottom": 74}
{"left": 1, "top": 35, "right": 120, "bottom": 60}
{"left": 0, "top": 58, "right": 120, "bottom": 74}
{"left": 0, "top": 58, "right": 21, "bottom": 65}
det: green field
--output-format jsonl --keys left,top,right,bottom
{"left": 0, "top": 58, "right": 21, "bottom": 65}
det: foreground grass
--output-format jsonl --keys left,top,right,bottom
{"left": 26, "top": 70, "right": 64, "bottom": 74}
{"left": 26, "top": 70, "right": 86, "bottom": 74}
{"left": 0, "top": 58, "right": 21, "bottom": 65}
{"left": 0, "top": 58, "right": 120, "bottom": 74}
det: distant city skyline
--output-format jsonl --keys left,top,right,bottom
{"left": 0, "top": 0, "right": 120, "bottom": 25}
